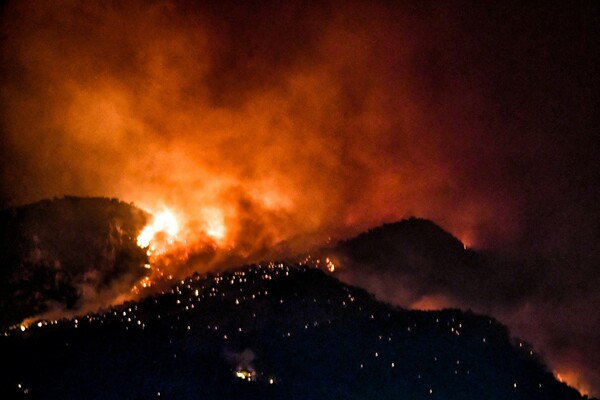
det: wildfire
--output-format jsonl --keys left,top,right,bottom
{"left": 137, "top": 209, "right": 180, "bottom": 252}
{"left": 554, "top": 370, "right": 590, "bottom": 397}
{"left": 325, "top": 257, "right": 336, "bottom": 272}
{"left": 202, "top": 208, "right": 226, "bottom": 244}
{"left": 131, "top": 206, "right": 232, "bottom": 294}
{"left": 234, "top": 369, "right": 255, "bottom": 381}
{"left": 130, "top": 208, "right": 182, "bottom": 294}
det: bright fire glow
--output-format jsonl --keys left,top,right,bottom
{"left": 235, "top": 370, "right": 254, "bottom": 381}
{"left": 131, "top": 206, "right": 232, "bottom": 295}
{"left": 325, "top": 257, "right": 335, "bottom": 272}
{"left": 137, "top": 209, "right": 179, "bottom": 250}
{"left": 554, "top": 370, "right": 590, "bottom": 397}
{"left": 203, "top": 208, "right": 226, "bottom": 243}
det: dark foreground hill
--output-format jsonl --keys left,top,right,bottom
{"left": 1, "top": 263, "right": 590, "bottom": 400}
{"left": 0, "top": 197, "right": 148, "bottom": 328}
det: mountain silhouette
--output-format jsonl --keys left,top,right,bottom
{"left": 328, "top": 217, "right": 546, "bottom": 309}
{"left": 1, "top": 263, "right": 591, "bottom": 399}
{"left": 0, "top": 200, "right": 595, "bottom": 399}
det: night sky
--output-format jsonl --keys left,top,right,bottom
{"left": 1, "top": 0, "right": 599, "bottom": 396}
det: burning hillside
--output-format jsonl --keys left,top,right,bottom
{"left": 0, "top": 197, "right": 268, "bottom": 329}
{"left": 2, "top": 196, "right": 599, "bottom": 396}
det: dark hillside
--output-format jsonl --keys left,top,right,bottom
{"left": 1, "top": 263, "right": 590, "bottom": 400}
{"left": 0, "top": 197, "right": 148, "bottom": 328}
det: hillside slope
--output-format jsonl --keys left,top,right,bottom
{"left": 1, "top": 263, "right": 589, "bottom": 399}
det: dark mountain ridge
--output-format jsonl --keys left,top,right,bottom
{"left": 1, "top": 263, "right": 592, "bottom": 399}
{"left": 328, "top": 217, "right": 547, "bottom": 308}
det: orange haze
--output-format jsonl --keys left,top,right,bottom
{"left": 0, "top": 1, "right": 521, "bottom": 254}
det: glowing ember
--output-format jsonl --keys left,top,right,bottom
{"left": 234, "top": 369, "right": 255, "bottom": 381}
{"left": 325, "top": 257, "right": 336, "bottom": 272}
{"left": 137, "top": 209, "right": 179, "bottom": 250}
{"left": 140, "top": 276, "right": 152, "bottom": 288}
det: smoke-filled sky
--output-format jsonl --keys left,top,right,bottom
{"left": 1, "top": 0, "right": 599, "bottom": 396}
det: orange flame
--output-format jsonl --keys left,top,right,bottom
{"left": 554, "top": 369, "right": 590, "bottom": 397}
{"left": 137, "top": 208, "right": 180, "bottom": 253}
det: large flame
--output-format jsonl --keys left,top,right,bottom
{"left": 136, "top": 206, "right": 229, "bottom": 252}
{"left": 132, "top": 208, "right": 183, "bottom": 293}
{"left": 131, "top": 205, "right": 235, "bottom": 294}
{"left": 137, "top": 208, "right": 180, "bottom": 253}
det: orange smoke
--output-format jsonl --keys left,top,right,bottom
{"left": 0, "top": 0, "right": 514, "bottom": 256}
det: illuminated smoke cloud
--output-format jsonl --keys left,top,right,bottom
{"left": 0, "top": 0, "right": 523, "bottom": 248}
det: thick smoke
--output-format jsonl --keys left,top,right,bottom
{"left": 1, "top": 0, "right": 599, "bottom": 396}
{"left": 0, "top": 0, "right": 541, "bottom": 247}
